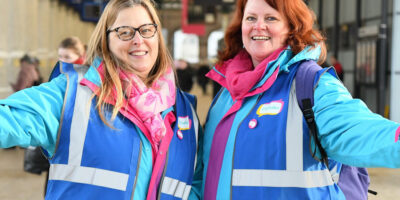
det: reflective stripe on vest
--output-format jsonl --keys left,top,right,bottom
{"left": 188, "top": 102, "right": 199, "bottom": 171}
{"left": 231, "top": 80, "right": 334, "bottom": 188}
{"left": 286, "top": 79, "right": 304, "bottom": 170}
{"left": 49, "top": 164, "right": 129, "bottom": 191}
{"left": 48, "top": 65, "right": 129, "bottom": 191}
{"left": 231, "top": 169, "right": 333, "bottom": 188}
{"left": 158, "top": 99, "right": 198, "bottom": 199}
{"left": 161, "top": 177, "right": 191, "bottom": 199}
{"left": 68, "top": 65, "right": 92, "bottom": 166}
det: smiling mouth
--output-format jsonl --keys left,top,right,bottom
{"left": 130, "top": 51, "right": 147, "bottom": 56}
{"left": 251, "top": 36, "right": 271, "bottom": 40}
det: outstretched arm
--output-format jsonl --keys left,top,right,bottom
{"left": 0, "top": 75, "right": 67, "bottom": 156}
{"left": 314, "top": 72, "right": 400, "bottom": 168}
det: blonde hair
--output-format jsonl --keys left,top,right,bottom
{"left": 85, "top": 0, "right": 173, "bottom": 124}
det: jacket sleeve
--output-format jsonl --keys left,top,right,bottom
{"left": 313, "top": 72, "right": 400, "bottom": 168}
{"left": 0, "top": 75, "right": 67, "bottom": 156}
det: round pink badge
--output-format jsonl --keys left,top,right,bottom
{"left": 248, "top": 119, "right": 257, "bottom": 129}
{"left": 177, "top": 130, "right": 183, "bottom": 139}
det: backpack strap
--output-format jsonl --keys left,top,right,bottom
{"left": 296, "top": 61, "right": 376, "bottom": 197}
{"left": 295, "top": 60, "right": 329, "bottom": 167}
{"left": 295, "top": 60, "right": 320, "bottom": 109}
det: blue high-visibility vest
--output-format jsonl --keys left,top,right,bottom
{"left": 46, "top": 63, "right": 199, "bottom": 200}
{"left": 204, "top": 63, "right": 344, "bottom": 199}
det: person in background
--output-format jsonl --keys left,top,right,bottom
{"left": 0, "top": 0, "right": 202, "bottom": 199}
{"left": 50, "top": 36, "right": 87, "bottom": 81}
{"left": 330, "top": 54, "right": 344, "bottom": 81}
{"left": 10, "top": 55, "right": 49, "bottom": 196}
{"left": 212, "top": 38, "right": 225, "bottom": 98}
{"left": 196, "top": 65, "right": 210, "bottom": 95}
{"left": 174, "top": 59, "right": 194, "bottom": 92}
{"left": 10, "top": 54, "right": 42, "bottom": 92}
{"left": 198, "top": 0, "right": 400, "bottom": 199}
{"left": 58, "top": 36, "right": 86, "bottom": 65}
{"left": 7, "top": 54, "right": 42, "bottom": 151}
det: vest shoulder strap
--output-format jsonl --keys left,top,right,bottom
{"left": 49, "top": 61, "right": 89, "bottom": 81}
{"left": 181, "top": 91, "right": 197, "bottom": 110}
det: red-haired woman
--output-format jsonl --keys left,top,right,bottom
{"left": 200, "top": 0, "right": 400, "bottom": 199}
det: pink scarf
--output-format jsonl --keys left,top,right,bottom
{"left": 208, "top": 47, "right": 285, "bottom": 101}
{"left": 119, "top": 67, "right": 176, "bottom": 151}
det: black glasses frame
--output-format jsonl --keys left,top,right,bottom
{"left": 107, "top": 23, "right": 158, "bottom": 41}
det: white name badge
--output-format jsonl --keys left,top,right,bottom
{"left": 256, "top": 100, "right": 284, "bottom": 117}
{"left": 178, "top": 116, "right": 191, "bottom": 130}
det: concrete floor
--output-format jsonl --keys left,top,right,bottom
{"left": 1, "top": 84, "right": 400, "bottom": 199}
{"left": 0, "top": 148, "right": 47, "bottom": 200}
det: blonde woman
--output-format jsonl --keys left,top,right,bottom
{"left": 57, "top": 36, "right": 86, "bottom": 65}
{"left": 0, "top": 0, "right": 202, "bottom": 199}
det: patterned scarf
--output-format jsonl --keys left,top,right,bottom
{"left": 119, "top": 67, "right": 176, "bottom": 151}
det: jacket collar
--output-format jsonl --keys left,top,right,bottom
{"left": 82, "top": 56, "right": 102, "bottom": 88}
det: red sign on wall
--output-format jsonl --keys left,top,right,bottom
{"left": 181, "top": 0, "right": 205, "bottom": 36}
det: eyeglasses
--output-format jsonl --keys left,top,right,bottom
{"left": 107, "top": 23, "right": 158, "bottom": 41}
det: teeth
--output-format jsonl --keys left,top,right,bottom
{"left": 252, "top": 36, "right": 271, "bottom": 40}
{"left": 131, "top": 51, "right": 146, "bottom": 56}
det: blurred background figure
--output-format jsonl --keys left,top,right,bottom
{"left": 50, "top": 36, "right": 87, "bottom": 80}
{"left": 196, "top": 65, "right": 210, "bottom": 95}
{"left": 57, "top": 36, "right": 86, "bottom": 64}
{"left": 174, "top": 59, "right": 194, "bottom": 92}
{"left": 9, "top": 54, "right": 48, "bottom": 195}
{"left": 329, "top": 55, "right": 344, "bottom": 81}
{"left": 211, "top": 38, "right": 225, "bottom": 98}
{"left": 10, "top": 54, "right": 43, "bottom": 92}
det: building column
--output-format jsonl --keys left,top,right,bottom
{"left": 390, "top": 0, "right": 400, "bottom": 122}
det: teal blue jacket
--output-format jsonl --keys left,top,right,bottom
{"left": 200, "top": 46, "right": 400, "bottom": 199}
{"left": 0, "top": 60, "right": 202, "bottom": 200}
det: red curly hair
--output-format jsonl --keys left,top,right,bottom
{"left": 218, "top": 0, "right": 326, "bottom": 65}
